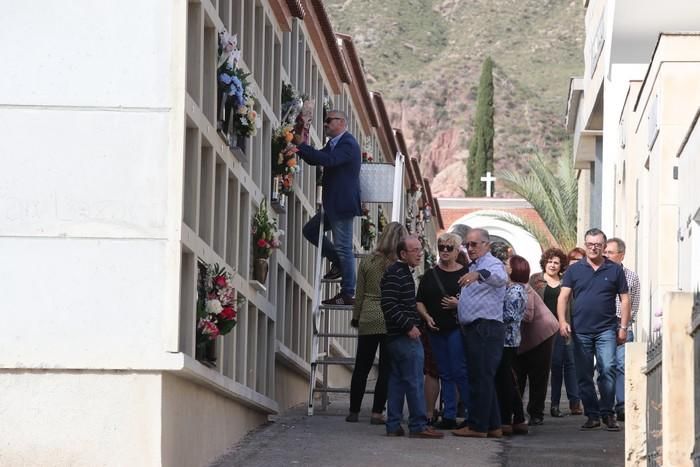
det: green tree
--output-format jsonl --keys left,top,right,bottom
{"left": 465, "top": 57, "right": 494, "bottom": 197}
{"left": 494, "top": 150, "right": 578, "bottom": 252}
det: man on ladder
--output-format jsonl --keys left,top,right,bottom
{"left": 294, "top": 109, "right": 361, "bottom": 305}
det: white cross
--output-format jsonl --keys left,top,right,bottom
{"left": 481, "top": 171, "right": 497, "bottom": 197}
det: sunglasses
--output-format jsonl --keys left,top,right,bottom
{"left": 437, "top": 244, "right": 454, "bottom": 252}
{"left": 324, "top": 117, "right": 343, "bottom": 124}
{"left": 464, "top": 241, "right": 486, "bottom": 248}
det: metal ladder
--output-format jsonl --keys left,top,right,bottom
{"left": 307, "top": 152, "right": 405, "bottom": 416}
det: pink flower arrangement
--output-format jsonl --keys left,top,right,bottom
{"left": 197, "top": 263, "right": 239, "bottom": 342}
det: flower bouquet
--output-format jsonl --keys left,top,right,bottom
{"left": 361, "top": 151, "right": 374, "bottom": 163}
{"left": 252, "top": 199, "right": 282, "bottom": 259}
{"left": 360, "top": 203, "right": 377, "bottom": 251}
{"left": 196, "top": 262, "right": 239, "bottom": 346}
{"left": 217, "top": 29, "right": 257, "bottom": 148}
{"left": 271, "top": 83, "right": 314, "bottom": 195}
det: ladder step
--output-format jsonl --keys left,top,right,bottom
{"left": 317, "top": 332, "right": 357, "bottom": 338}
{"left": 314, "top": 357, "right": 355, "bottom": 365}
{"left": 314, "top": 387, "right": 375, "bottom": 394}
{"left": 319, "top": 304, "right": 353, "bottom": 311}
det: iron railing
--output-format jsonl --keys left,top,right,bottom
{"left": 646, "top": 335, "right": 663, "bottom": 466}
{"left": 691, "top": 291, "right": 700, "bottom": 466}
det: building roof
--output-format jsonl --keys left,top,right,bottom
{"left": 287, "top": 0, "right": 305, "bottom": 18}
{"left": 336, "top": 33, "right": 378, "bottom": 128}
{"left": 309, "top": 0, "right": 350, "bottom": 84}
{"left": 372, "top": 92, "right": 398, "bottom": 162}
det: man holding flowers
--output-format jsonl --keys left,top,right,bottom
{"left": 294, "top": 110, "right": 362, "bottom": 306}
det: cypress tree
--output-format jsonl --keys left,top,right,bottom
{"left": 465, "top": 57, "right": 495, "bottom": 197}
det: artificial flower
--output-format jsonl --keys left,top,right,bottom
{"left": 205, "top": 299, "right": 223, "bottom": 315}
{"left": 219, "top": 306, "right": 237, "bottom": 320}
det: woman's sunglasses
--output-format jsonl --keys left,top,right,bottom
{"left": 437, "top": 244, "right": 454, "bottom": 252}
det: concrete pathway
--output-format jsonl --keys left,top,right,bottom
{"left": 211, "top": 393, "right": 624, "bottom": 467}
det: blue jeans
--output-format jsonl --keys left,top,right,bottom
{"left": 573, "top": 329, "right": 617, "bottom": 419}
{"left": 614, "top": 329, "right": 634, "bottom": 412}
{"left": 550, "top": 334, "right": 580, "bottom": 407}
{"left": 429, "top": 329, "right": 469, "bottom": 420}
{"left": 302, "top": 213, "right": 355, "bottom": 296}
{"left": 385, "top": 335, "right": 428, "bottom": 433}
{"left": 462, "top": 319, "right": 504, "bottom": 432}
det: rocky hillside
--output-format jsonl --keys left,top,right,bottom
{"left": 326, "top": 0, "right": 584, "bottom": 197}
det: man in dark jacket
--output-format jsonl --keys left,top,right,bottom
{"left": 294, "top": 110, "right": 361, "bottom": 305}
{"left": 381, "top": 236, "right": 443, "bottom": 439}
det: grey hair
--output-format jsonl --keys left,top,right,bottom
{"left": 471, "top": 228, "right": 490, "bottom": 242}
{"left": 584, "top": 227, "right": 607, "bottom": 243}
{"left": 328, "top": 109, "right": 348, "bottom": 121}
{"left": 606, "top": 237, "right": 626, "bottom": 254}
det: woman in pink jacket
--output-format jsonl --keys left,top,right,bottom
{"left": 512, "top": 282, "right": 559, "bottom": 426}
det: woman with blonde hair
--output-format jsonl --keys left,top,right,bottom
{"left": 416, "top": 232, "right": 470, "bottom": 429}
{"left": 346, "top": 221, "right": 408, "bottom": 424}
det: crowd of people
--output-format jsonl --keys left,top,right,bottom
{"left": 346, "top": 226, "right": 638, "bottom": 439}
{"left": 290, "top": 111, "right": 639, "bottom": 438}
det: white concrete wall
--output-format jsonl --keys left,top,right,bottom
{"left": 0, "top": 372, "right": 162, "bottom": 467}
{"left": 0, "top": 2, "right": 187, "bottom": 464}
{"left": 161, "top": 373, "right": 268, "bottom": 467}
{"left": 0, "top": 0, "right": 183, "bottom": 367}
{"left": 601, "top": 63, "right": 647, "bottom": 235}
{"left": 678, "top": 115, "right": 700, "bottom": 293}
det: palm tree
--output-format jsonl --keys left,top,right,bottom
{"left": 494, "top": 150, "right": 578, "bottom": 252}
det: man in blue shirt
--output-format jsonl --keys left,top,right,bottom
{"left": 557, "top": 228, "right": 631, "bottom": 432}
{"left": 452, "top": 228, "right": 508, "bottom": 438}
{"left": 294, "top": 110, "right": 362, "bottom": 305}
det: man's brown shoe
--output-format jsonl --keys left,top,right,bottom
{"left": 570, "top": 401, "right": 584, "bottom": 415}
{"left": 500, "top": 425, "right": 513, "bottom": 436}
{"left": 409, "top": 427, "right": 444, "bottom": 439}
{"left": 452, "top": 426, "right": 487, "bottom": 438}
{"left": 487, "top": 428, "right": 503, "bottom": 438}
{"left": 512, "top": 422, "right": 529, "bottom": 435}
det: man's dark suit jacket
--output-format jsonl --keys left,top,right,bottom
{"left": 297, "top": 132, "right": 362, "bottom": 222}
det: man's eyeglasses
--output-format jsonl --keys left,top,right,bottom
{"left": 437, "top": 244, "right": 454, "bottom": 252}
{"left": 324, "top": 117, "right": 343, "bottom": 124}
{"left": 464, "top": 241, "right": 486, "bottom": 248}
{"left": 585, "top": 242, "right": 603, "bottom": 250}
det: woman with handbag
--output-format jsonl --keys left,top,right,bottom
{"left": 513, "top": 280, "right": 560, "bottom": 426}
{"left": 346, "top": 221, "right": 408, "bottom": 424}
{"left": 416, "top": 232, "right": 470, "bottom": 429}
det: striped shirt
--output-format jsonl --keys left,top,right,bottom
{"left": 616, "top": 265, "right": 640, "bottom": 326}
{"left": 381, "top": 261, "right": 421, "bottom": 337}
{"left": 457, "top": 252, "right": 508, "bottom": 325}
